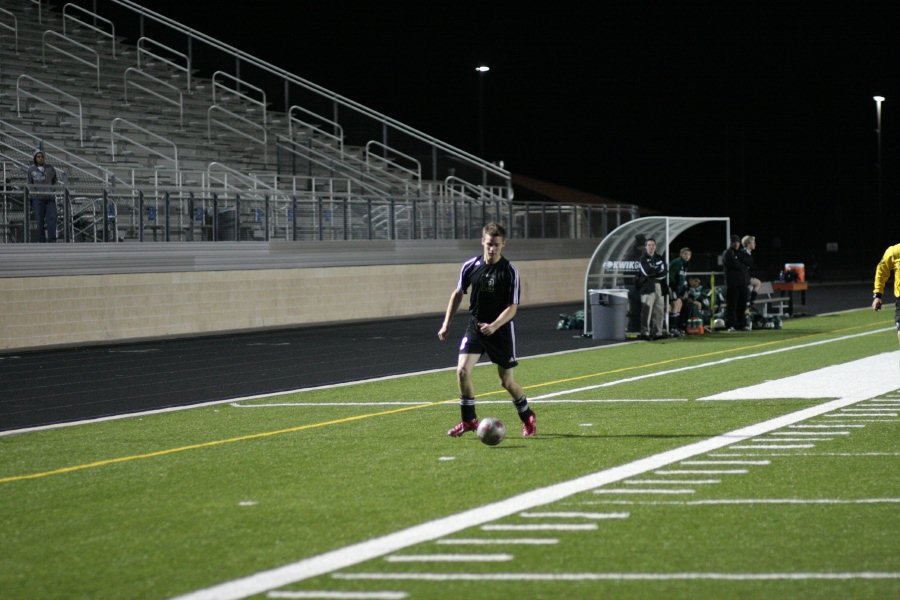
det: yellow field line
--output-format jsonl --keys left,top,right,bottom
{"left": 484, "top": 322, "right": 883, "bottom": 397}
{"left": 0, "top": 403, "right": 440, "bottom": 484}
{"left": 1, "top": 322, "right": 883, "bottom": 485}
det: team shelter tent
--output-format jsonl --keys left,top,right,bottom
{"left": 582, "top": 216, "right": 731, "bottom": 338}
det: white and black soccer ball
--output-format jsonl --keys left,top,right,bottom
{"left": 477, "top": 417, "right": 506, "bottom": 446}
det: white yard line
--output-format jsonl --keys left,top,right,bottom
{"left": 790, "top": 424, "right": 865, "bottom": 428}
{"left": 680, "top": 460, "right": 770, "bottom": 465}
{"left": 594, "top": 488, "right": 696, "bottom": 495}
{"left": 268, "top": 592, "right": 408, "bottom": 599}
{"left": 751, "top": 437, "right": 833, "bottom": 442}
{"left": 384, "top": 554, "right": 511, "bottom": 563}
{"left": 770, "top": 431, "right": 849, "bottom": 435}
{"left": 519, "top": 511, "right": 629, "bottom": 520}
{"left": 624, "top": 479, "right": 720, "bottom": 485}
{"left": 436, "top": 538, "right": 558, "bottom": 545}
{"left": 729, "top": 444, "right": 816, "bottom": 449}
{"left": 333, "top": 571, "right": 900, "bottom": 582}
{"left": 654, "top": 469, "right": 748, "bottom": 474}
{"left": 481, "top": 524, "right": 598, "bottom": 531}
{"left": 580, "top": 498, "right": 900, "bottom": 506}
{"left": 712, "top": 452, "right": 900, "bottom": 457}
{"left": 172, "top": 352, "right": 898, "bottom": 600}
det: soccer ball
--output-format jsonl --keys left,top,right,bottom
{"left": 477, "top": 417, "right": 506, "bottom": 446}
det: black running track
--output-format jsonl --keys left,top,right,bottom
{"left": 0, "top": 284, "right": 872, "bottom": 432}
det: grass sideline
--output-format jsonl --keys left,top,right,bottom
{"left": 1, "top": 308, "right": 898, "bottom": 599}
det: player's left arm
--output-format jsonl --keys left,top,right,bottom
{"left": 480, "top": 304, "right": 517, "bottom": 336}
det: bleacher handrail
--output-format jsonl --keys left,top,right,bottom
{"left": 15, "top": 74, "right": 84, "bottom": 147}
{"left": 123, "top": 67, "right": 184, "bottom": 128}
{"left": 206, "top": 162, "right": 275, "bottom": 192}
{"left": 106, "top": 0, "right": 511, "bottom": 189}
{"left": 41, "top": 29, "right": 100, "bottom": 91}
{"left": 0, "top": 7, "right": 19, "bottom": 54}
{"left": 29, "top": 0, "right": 42, "bottom": 24}
{"left": 208, "top": 71, "right": 268, "bottom": 158}
{"left": 62, "top": 2, "right": 116, "bottom": 58}
{"left": 275, "top": 135, "right": 391, "bottom": 198}
{"left": 0, "top": 118, "right": 118, "bottom": 186}
{"left": 136, "top": 36, "right": 191, "bottom": 91}
{"left": 365, "top": 141, "right": 422, "bottom": 190}
{"left": 443, "top": 175, "right": 508, "bottom": 203}
{"left": 288, "top": 105, "right": 343, "bottom": 157}
{"left": 211, "top": 70, "right": 266, "bottom": 109}
{"left": 110, "top": 117, "right": 179, "bottom": 179}
{"left": 207, "top": 105, "right": 267, "bottom": 157}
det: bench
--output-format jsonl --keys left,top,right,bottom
{"left": 752, "top": 281, "right": 788, "bottom": 317}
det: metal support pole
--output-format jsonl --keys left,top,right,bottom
{"left": 187, "top": 192, "right": 194, "bottom": 242}
{"left": 343, "top": 197, "right": 349, "bottom": 240}
{"left": 212, "top": 193, "right": 218, "bottom": 241}
{"left": 874, "top": 96, "right": 885, "bottom": 243}
{"left": 138, "top": 190, "right": 144, "bottom": 242}
{"left": 102, "top": 188, "right": 109, "bottom": 242}
{"left": 234, "top": 193, "right": 241, "bottom": 241}
{"left": 316, "top": 195, "right": 323, "bottom": 241}
{"left": 264, "top": 194, "right": 270, "bottom": 241}
{"left": 164, "top": 191, "right": 170, "bottom": 242}
{"left": 63, "top": 188, "right": 71, "bottom": 243}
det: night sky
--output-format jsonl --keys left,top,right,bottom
{"left": 148, "top": 1, "right": 897, "bottom": 269}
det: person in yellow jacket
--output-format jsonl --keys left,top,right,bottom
{"left": 871, "top": 243, "right": 900, "bottom": 349}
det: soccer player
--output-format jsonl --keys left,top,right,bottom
{"left": 872, "top": 242, "right": 900, "bottom": 351}
{"left": 437, "top": 222, "right": 536, "bottom": 438}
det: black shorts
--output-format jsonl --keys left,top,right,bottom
{"left": 459, "top": 318, "right": 519, "bottom": 369}
{"left": 895, "top": 299, "right": 900, "bottom": 331}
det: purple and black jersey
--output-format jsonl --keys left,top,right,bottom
{"left": 455, "top": 254, "right": 521, "bottom": 368}
{"left": 456, "top": 255, "right": 520, "bottom": 323}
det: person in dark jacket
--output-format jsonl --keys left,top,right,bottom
{"left": 26, "top": 150, "right": 59, "bottom": 243}
{"left": 723, "top": 234, "right": 753, "bottom": 330}
{"left": 627, "top": 233, "right": 647, "bottom": 333}
{"left": 637, "top": 238, "right": 668, "bottom": 339}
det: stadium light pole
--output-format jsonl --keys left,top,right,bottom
{"left": 476, "top": 65, "right": 490, "bottom": 159}
{"left": 874, "top": 96, "right": 885, "bottom": 243}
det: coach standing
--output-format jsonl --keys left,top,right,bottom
{"left": 723, "top": 234, "right": 752, "bottom": 331}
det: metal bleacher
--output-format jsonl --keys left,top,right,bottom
{"left": 0, "top": 0, "right": 638, "bottom": 244}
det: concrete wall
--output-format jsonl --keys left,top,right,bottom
{"left": 0, "top": 241, "right": 594, "bottom": 351}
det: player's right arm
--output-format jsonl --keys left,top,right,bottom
{"left": 872, "top": 247, "right": 892, "bottom": 311}
{"left": 438, "top": 289, "right": 464, "bottom": 340}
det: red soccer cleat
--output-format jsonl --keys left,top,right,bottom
{"left": 522, "top": 413, "right": 536, "bottom": 437}
{"left": 447, "top": 419, "right": 479, "bottom": 437}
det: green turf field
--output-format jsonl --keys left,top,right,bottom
{"left": 2, "top": 308, "right": 898, "bottom": 599}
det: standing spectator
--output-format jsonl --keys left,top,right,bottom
{"left": 26, "top": 150, "right": 59, "bottom": 243}
{"left": 668, "top": 247, "right": 692, "bottom": 334}
{"left": 437, "top": 222, "right": 537, "bottom": 438}
{"left": 627, "top": 233, "right": 647, "bottom": 334}
{"left": 871, "top": 242, "right": 900, "bottom": 353}
{"left": 723, "top": 234, "right": 752, "bottom": 331}
{"left": 743, "top": 235, "right": 762, "bottom": 306}
{"left": 637, "top": 237, "right": 668, "bottom": 340}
